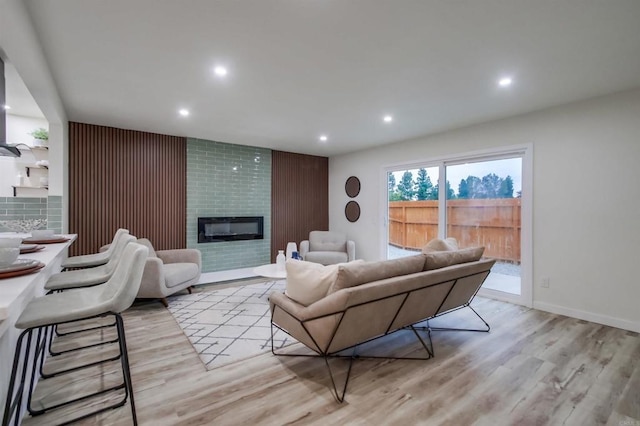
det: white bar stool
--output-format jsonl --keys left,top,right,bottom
{"left": 46, "top": 233, "right": 136, "bottom": 292}
{"left": 44, "top": 233, "right": 137, "bottom": 358}
{"left": 61, "top": 228, "right": 129, "bottom": 270}
{"left": 1, "top": 243, "right": 148, "bottom": 426}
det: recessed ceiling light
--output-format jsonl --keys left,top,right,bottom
{"left": 498, "top": 77, "right": 513, "bottom": 88}
{"left": 3, "top": 105, "right": 11, "bottom": 110}
{"left": 383, "top": 115, "right": 393, "bottom": 123}
{"left": 319, "top": 135, "right": 328, "bottom": 142}
{"left": 214, "top": 66, "right": 228, "bottom": 77}
{"left": 178, "top": 109, "right": 190, "bottom": 117}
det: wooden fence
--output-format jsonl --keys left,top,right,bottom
{"left": 389, "top": 199, "right": 521, "bottom": 262}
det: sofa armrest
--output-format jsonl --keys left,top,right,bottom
{"left": 346, "top": 240, "right": 355, "bottom": 261}
{"left": 157, "top": 249, "right": 201, "bottom": 267}
{"left": 269, "top": 289, "right": 349, "bottom": 321}
{"left": 137, "top": 257, "right": 167, "bottom": 298}
{"left": 300, "top": 240, "right": 310, "bottom": 258}
{"left": 269, "top": 291, "right": 307, "bottom": 319}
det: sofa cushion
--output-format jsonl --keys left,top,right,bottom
{"left": 423, "top": 247, "right": 485, "bottom": 271}
{"left": 285, "top": 260, "right": 339, "bottom": 306}
{"left": 304, "top": 251, "right": 349, "bottom": 266}
{"left": 163, "top": 262, "right": 200, "bottom": 288}
{"left": 328, "top": 255, "right": 425, "bottom": 294}
{"left": 421, "top": 237, "right": 459, "bottom": 253}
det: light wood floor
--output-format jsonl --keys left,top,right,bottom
{"left": 20, "top": 295, "right": 640, "bottom": 426}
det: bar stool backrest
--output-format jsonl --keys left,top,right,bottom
{"left": 99, "top": 242, "right": 148, "bottom": 314}
{"left": 104, "top": 234, "right": 137, "bottom": 274}
{"left": 102, "top": 229, "right": 130, "bottom": 257}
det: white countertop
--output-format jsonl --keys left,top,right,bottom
{"left": 0, "top": 235, "right": 76, "bottom": 322}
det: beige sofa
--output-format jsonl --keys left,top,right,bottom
{"left": 269, "top": 247, "right": 495, "bottom": 402}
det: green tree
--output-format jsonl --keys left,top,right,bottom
{"left": 415, "top": 168, "right": 433, "bottom": 200}
{"left": 458, "top": 178, "right": 469, "bottom": 199}
{"left": 388, "top": 173, "right": 396, "bottom": 199}
{"left": 465, "top": 176, "right": 483, "bottom": 198}
{"left": 397, "top": 171, "right": 415, "bottom": 200}
{"left": 388, "top": 173, "right": 403, "bottom": 201}
{"left": 389, "top": 191, "right": 403, "bottom": 201}
{"left": 444, "top": 180, "right": 455, "bottom": 199}
{"left": 433, "top": 180, "right": 456, "bottom": 200}
{"left": 499, "top": 175, "right": 514, "bottom": 198}
{"left": 481, "top": 173, "right": 502, "bottom": 198}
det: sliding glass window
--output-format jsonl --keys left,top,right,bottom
{"left": 385, "top": 147, "right": 530, "bottom": 305}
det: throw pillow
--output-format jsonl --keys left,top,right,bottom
{"left": 328, "top": 255, "right": 425, "bottom": 294}
{"left": 423, "top": 246, "right": 484, "bottom": 270}
{"left": 421, "top": 237, "right": 459, "bottom": 253}
{"left": 285, "top": 260, "right": 339, "bottom": 306}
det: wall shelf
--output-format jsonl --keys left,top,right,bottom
{"left": 11, "top": 185, "right": 48, "bottom": 197}
{"left": 18, "top": 146, "right": 49, "bottom": 152}
{"left": 11, "top": 144, "right": 49, "bottom": 197}
{"left": 25, "top": 165, "right": 48, "bottom": 177}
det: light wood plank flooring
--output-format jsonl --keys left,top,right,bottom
{"left": 20, "top": 295, "right": 640, "bottom": 426}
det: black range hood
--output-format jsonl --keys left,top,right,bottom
{"left": 0, "top": 145, "right": 20, "bottom": 157}
{"left": 0, "top": 57, "right": 21, "bottom": 157}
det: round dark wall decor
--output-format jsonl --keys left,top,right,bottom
{"left": 345, "top": 176, "right": 361, "bottom": 198}
{"left": 345, "top": 201, "right": 361, "bottom": 222}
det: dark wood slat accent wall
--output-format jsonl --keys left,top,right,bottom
{"left": 69, "top": 122, "right": 186, "bottom": 256}
{"left": 271, "top": 151, "right": 328, "bottom": 262}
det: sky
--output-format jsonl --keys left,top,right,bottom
{"left": 390, "top": 157, "right": 522, "bottom": 196}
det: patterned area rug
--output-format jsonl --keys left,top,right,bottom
{"left": 167, "top": 279, "right": 296, "bottom": 370}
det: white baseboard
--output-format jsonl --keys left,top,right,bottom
{"left": 197, "top": 268, "right": 257, "bottom": 285}
{"left": 533, "top": 301, "right": 640, "bottom": 333}
{"left": 478, "top": 288, "right": 526, "bottom": 306}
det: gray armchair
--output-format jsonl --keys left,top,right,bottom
{"left": 299, "top": 231, "right": 355, "bottom": 265}
{"left": 135, "top": 238, "right": 202, "bottom": 307}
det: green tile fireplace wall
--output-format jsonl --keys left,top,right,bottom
{"left": 187, "top": 138, "right": 272, "bottom": 273}
{"left": 0, "top": 197, "right": 48, "bottom": 232}
{"left": 47, "top": 196, "right": 63, "bottom": 234}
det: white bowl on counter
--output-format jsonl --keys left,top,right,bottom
{"left": 0, "top": 238, "right": 22, "bottom": 248}
{"left": 30, "top": 229, "right": 55, "bottom": 239}
{"left": 0, "top": 248, "right": 19, "bottom": 267}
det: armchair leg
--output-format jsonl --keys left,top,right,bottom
{"left": 160, "top": 298, "right": 168, "bottom": 308}
{"left": 187, "top": 286, "right": 193, "bottom": 294}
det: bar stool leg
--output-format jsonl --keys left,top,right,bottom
{"left": 115, "top": 313, "right": 138, "bottom": 425}
{"left": 2, "top": 329, "right": 33, "bottom": 426}
{"left": 25, "top": 327, "right": 48, "bottom": 416}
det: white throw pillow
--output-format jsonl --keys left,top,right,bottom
{"left": 285, "top": 260, "right": 338, "bottom": 306}
{"left": 421, "top": 237, "right": 459, "bottom": 253}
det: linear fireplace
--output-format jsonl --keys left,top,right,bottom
{"left": 198, "top": 216, "right": 264, "bottom": 243}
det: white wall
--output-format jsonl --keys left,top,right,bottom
{"left": 1, "top": 0, "right": 69, "bottom": 228}
{"left": 329, "top": 88, "right": 640, "bottom": 332}
{"left": 0, "top": 114, "right": 48, "bottom": 197}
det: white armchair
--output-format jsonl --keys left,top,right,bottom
{"left": 135, "top": 238, "right": 202, "bottom": 307}
{"left": 299, "top": 231, "right": 355, "bottom": 265}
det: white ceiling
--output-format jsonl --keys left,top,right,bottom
{"left": 16, "top": 0, "right": 640, "bottom": 156}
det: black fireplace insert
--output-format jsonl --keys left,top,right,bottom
{"left": 198, "top": 216, "right": 264, "bottom": 243}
